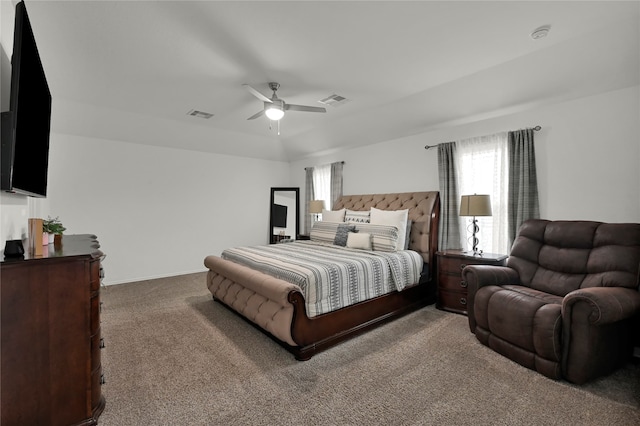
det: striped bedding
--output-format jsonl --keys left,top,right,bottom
{"left": 221, "top": 241, "right": 423, "bottom": 317}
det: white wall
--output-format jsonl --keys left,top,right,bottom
{"left": 0, "top": 130, "right": 291, "bottom": 285}
{"left": 291, "top": 85, "right": 640, "bottom": 225}
{"left": 37, "top": 134, "right": 290, "bottom": 284}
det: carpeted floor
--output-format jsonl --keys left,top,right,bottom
{"left": 98, "top": 272, "right": 640, "bottom": 425}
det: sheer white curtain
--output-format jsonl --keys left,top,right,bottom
{"left": 456, "top": 132, "right": 509, "bottom": 254}
{"left": 312, "top": 163, "right": 332, "bottom": 211}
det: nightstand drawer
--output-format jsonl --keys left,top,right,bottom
{"left": 437, "top": 289, "right": 468, "bottom": 314}
{"left": 439, "top": 257, "right": 470, "bottom": 275}
{"left": 439, "top": 274, "right": 468, "bottom": 291}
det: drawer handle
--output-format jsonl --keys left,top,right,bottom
{"left": 460, "top": 280, "right": 468, "bottom": 288}
{"left": 100, "top": 338, "right": 105, "bottom": 349}
{"left": 460, "top": 264, "right": 467, "bottom": 270}
{"left": 100, "top": 374, "right": 106, "bottom": 385}
{"left": 460, "top": 297, "right": 467, "bottom": 306}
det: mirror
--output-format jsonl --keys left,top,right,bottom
{"left": 269, "top": 187, "right": 300, "bottom": 244}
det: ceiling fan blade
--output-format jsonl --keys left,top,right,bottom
{"left": 242, "top": 84, "right": 272, "bottom": 103}
{"left": 247, "top": 110, "right": 265, "bottom": 120}
{"left": 285, "top": 104, "right": 327, "bottom": 113}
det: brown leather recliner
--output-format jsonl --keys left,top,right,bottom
{"left": 463, "top": 219, "right": 640, "bottom": 384}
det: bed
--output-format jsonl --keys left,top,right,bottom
{"left": 204, "top": 191, "right": 440, "bottom": 360}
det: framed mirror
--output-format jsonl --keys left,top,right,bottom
{"left": 269, "top": 187, "right": 300, "bottom": 244}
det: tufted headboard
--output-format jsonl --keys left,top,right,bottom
{"left": 333, "top": 191, "right": 440, "bottom": 271}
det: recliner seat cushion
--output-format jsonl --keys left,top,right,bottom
{"left": 475, "top": 285, "right": 563, "bottom": 367}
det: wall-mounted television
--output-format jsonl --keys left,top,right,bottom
{"left": 1, "top": 1, "right": 52, "bottom": 198}
{"left": 271, "top": 204, "right": 288, "bottom": 228}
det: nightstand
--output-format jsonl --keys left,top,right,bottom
{"left": 297, "top": 234, "right": 310, "bottom": 241}
{"left": 436, "top": 250, "right": 508, "bottom": 315}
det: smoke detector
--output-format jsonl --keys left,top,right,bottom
{"left": 530, "top": 25, "right": 551, "bottom": 40}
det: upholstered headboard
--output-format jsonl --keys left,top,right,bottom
{"left": 333, "top": 192, "right": 440, "bottom": 269}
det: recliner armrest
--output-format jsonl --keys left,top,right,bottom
{"left": 463, "top": 265, "right": 521, "bottom": 333}
{"left": 463, "top": 265, "right": 520, "bottom": 290}
{"left": 563, "top": 287, "right": 640, "bottom": 325}
{"left": 561, "top": 286, "right": 640, "bottom": 384}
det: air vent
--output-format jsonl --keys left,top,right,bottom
{"left": 318, "top": 94, "right": 350, "bottom": 107}
{"left": 530, "top": 25, "right": 550, "bottom": 40}
{"left": 186, "top": 109, "right": 214, "bottom": 119}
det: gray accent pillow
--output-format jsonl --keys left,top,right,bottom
{"left": 334, "top": 224, "right": 357, "bottom": 247}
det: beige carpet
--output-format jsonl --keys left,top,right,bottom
{"left": 98, "top": 272, "right": 639, "bottom": 425}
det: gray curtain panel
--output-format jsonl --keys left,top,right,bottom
{"left": 304, "top": 166, "right": 315, "bottom": 234}
{"left": 507, "top": 129, "right": 540, "bottom": 246}
{"left": 437, "top": 142, "right": 462, "bottom": 250}
{"left": 330, "top": 161, "right": 344, "bottom": 208}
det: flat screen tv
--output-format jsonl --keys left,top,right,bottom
{"left": 271, "top": 204, "right": 288, "bottom": 228}
{"left": 1, "top": 1, "right": 52, "bottom": 198}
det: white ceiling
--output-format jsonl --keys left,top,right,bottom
{"left": 15, "top": 0, "right": 640, "bottom": 161}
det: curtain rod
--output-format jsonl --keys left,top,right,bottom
{"left": 424, "top": 126, "right": 541, "bottom": 150}
{"left": 304, "top": 161, "right": 345, "bottom": 170}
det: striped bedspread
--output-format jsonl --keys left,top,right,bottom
{"left": 221, "top": 241, "right": 423, "bottom": 317}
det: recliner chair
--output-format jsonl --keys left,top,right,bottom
{"left": 463, "top": 219, "right": 640, "bottom": 384}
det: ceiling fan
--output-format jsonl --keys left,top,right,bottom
{"left": 243, "top": 82, "right": 326, "bottom": 122}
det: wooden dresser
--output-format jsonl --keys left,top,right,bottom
{"left": 436, "top": 250, "right": 507, "bottom": 315}
{"left": 1, "top": 234, "right": 105, "bottom": 425}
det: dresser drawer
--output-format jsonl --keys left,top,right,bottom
{"left": 91, "top": 330, "right": 102, "bottom": 369}
{"left": 90, "top": 294, "right": 101, "bottom": 334}
{"left": 91, "top": 366, "right": 103, "bottom": 408}
{"left": 89, "top": 260, "right": 101, "bottom": 291}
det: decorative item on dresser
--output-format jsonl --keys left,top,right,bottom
{"left": 1, "top": 234, "right": 106, "bottom": 425}
{"left": 436, "top": 250, "right": 507, "bottom": 315}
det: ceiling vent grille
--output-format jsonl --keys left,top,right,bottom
{"left": 318, "top": 94, "right": 350, "bottom": 107}
{"left": 187, "top": 109, "right": 214, "bottom": 119}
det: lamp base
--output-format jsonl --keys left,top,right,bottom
{"left": 467, "top": 217, "right": 483, "bottom": 255}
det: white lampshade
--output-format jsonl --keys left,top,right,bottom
{"left": 309, "top": 200, "right": 325, "bottom": 214}
{"left": 459, "top": 194, "right": 492, "bottom": 217}
{"left": 265, "top": 105, "right": 284, "bottom": 121}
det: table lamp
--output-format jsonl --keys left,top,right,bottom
{"left": 309, "top": 200, "right": 325, "bottom": 223}
{"left": 459, "top": 194, "right": 492, "bottom": 255}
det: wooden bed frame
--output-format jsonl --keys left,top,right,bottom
{"left": 205, "top": 191, "right": 440, "bottom": 360}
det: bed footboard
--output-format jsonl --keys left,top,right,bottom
{"left": 204, "top": 255, "right": 300, "bottom": 346}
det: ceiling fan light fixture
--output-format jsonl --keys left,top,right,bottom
{"left": 265, "top": 105, "right": 284, "bottom": 121}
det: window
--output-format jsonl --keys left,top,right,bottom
{"left": 312, "top": 164, "right": 331, "bottom": 210}
{"left": 304, "top": 161, "right": 344, "bottom": 233}
{"left": 456, "top": 132, "right": 510, "bottom": 254}
{"left": 438, "top": 128, "right": 539, "bottom": 254}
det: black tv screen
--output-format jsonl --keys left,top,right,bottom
{"left": 272, "top": 204, "right": 288, "bottom": 228}
{"left": 1, "top": 1, "right": 52, "bottom": 197}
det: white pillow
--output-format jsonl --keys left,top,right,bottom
{"left": 321, "top": 208, "right": 346, "bottom": 222}
{"left": 346, "top": 232, "right": 372, "bottom": 250}
{"left": 345, "top": 209, "right": 370, "bottom": 223}
{"left": 369, "top": 207, "right": 409, "bottom": 251}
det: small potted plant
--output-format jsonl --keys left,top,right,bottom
{"left": 42, "top": 216, "right": 66, "bottom": 245}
